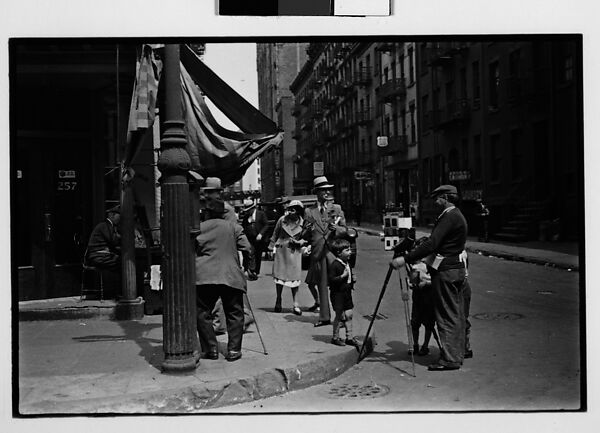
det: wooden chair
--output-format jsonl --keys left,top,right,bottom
{"left": 80, "top": 247, "right": 104, "bottom": 302}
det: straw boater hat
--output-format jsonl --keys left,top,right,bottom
{"left": 287, "top": 199, "right": 305, "bottom": 209}
{"left": 428, "top": 184, "right": 458, "bottom": 198}
{"left": 106, "top": 205, "right": 121, "bottom": 214}
{"left": 200, "top": 177, "right": 223, "bottom": 191}
{"left": 313, "top": 176, "right": 334, "bottom": 190}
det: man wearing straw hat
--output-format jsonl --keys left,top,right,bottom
{"left": 304, "top": 176, "right": 348, "bottom": 327}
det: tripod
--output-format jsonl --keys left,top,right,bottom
{"left": 358, "top": 232, "right": 417, "bottom": 376}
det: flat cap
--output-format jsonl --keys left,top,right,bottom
{"left": 429, "top": 184, "right": 458, "bottom": 198}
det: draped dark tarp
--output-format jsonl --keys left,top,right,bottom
{"left": 179, "top": 44, "right": 283, "bottom": 185}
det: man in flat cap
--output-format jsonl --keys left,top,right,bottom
{"left": 391, "top": 184, "right": 469, "bottom": 371}
{"left": 304, "top": 176, "right": 348, "bottom": 327}
{"left": 86, "top": 205, "right": 121, "bottom": 273}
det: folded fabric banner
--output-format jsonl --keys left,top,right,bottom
{"left": 181, "top": 63, "right": 283, "bottom": 185}
{"left": 124, "top": 45, "right": 162, "bottom": 167}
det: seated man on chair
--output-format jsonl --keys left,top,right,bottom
{"left": 86, "top": 205, "right": 121, "bottom": 272}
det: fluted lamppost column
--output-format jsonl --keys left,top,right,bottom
{"left": 158, "top": 44, "right": 197, "bottom": 373}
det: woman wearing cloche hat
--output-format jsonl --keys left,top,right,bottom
{"left": 267, "top": 199, "right": 309, "bottom": 315}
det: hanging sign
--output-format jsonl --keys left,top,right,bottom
{"left": 313, "top": 161, "right": 324, "bottom": 176}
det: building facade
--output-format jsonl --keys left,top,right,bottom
{"left": 289, "top": 42, "right": 420, "bottom": 222}
{"left": 256, "top": 43, "right": 309, "bottom": 201}
{"left": 416, "top": 40, "right": 581, "bottom": 240}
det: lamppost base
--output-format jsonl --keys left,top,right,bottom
{"left": 115, "top": 297, "right": 145, "bottom": 320}
{"left": 162, "top": 353, "right": 199, "bottom": 374}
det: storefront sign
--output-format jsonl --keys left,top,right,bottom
{"left": 354, "top": 170, "right": 373, "bottom": 180}
{"left": 313, "top": 161, "right": 324, "bottom": 176}
{"left": 448, "top": 170, "right": 471, "bottom": 181}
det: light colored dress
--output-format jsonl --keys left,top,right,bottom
{"left": 269, "top": 215, "right": 305, "bottom": 287}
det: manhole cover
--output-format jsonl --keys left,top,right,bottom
{"left": 326, "top": 383, "right": 390, "bottom": 399}
{"left": 473, "top": 312, "right": 524, "bottom": 321}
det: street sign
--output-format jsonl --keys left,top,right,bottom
{"left": 313, "top": 161, "right": 324, "bottom": 176}
{"left": 376, "top": 136, "right": 388, "bottom": 147}
{"left": 448, "top": 170, "right": 471, "bottom": 181}
{"left": 354, "top": 170, "right": 373, "bottom": 180}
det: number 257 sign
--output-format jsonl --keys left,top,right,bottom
{"left": 57, "top": 170, "right": 78, "bottom": 191}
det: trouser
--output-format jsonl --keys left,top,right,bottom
{"left": 313, "top": 254, "right": 331, "bottom": 322}
{"left": 431, "top": 267, "right": 467, "bottom": 367}
{"left": 251, "top": 241, "right": 264, "bottom": 274}
{"left": 212, "top": 296, "right": 253, "bottom": 334}
{"left": 196, "top": 284, "right": 244, "bottom": 354}
{"left": 464, "top": 278, "right": 472, "bottom": 353}
{"left": 87, "top": 252, "right": 120, "bottom": 272}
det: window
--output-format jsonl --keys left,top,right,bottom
{"left": 400, "top": 54, "right": 405, "bottom": 80}
{"left": 391, "top": 61, "right": 396, "bottom": 79}
{"left": 488, "top": 61, "right": 500, "bottom": 110}
{"left": 401, "top": 110, "right": 407, "bottom": 136}
{"left": 510, "top": 129, "right": 522, "bottom": 180}
{"left": 409, "top": 105, "right": 416, "bottom": 144}
{"left": 408, "top": 48, "right": 415, "bottom": 83}
{"left": 473, "top": 134, "right": 481, "bottom": 179}
{"left": 383, "top": 66, "right": 389, "bottom": 83}
{"left": 490, "top": 134, "right": 501, "bottom": 182}
{"left": 472, "top": 61, "right": 480, "bottom": 105}
{"left": 561, "top": 55, "right": 574, "bottom": 84}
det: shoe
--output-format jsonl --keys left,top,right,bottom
{"left": 331, "top": 337, "right": 346, "bottom": 346}
{"left": 292, "top": 306, "right": 302, "bottom": 316}
{"left": 307, "top": 303, "right": 320, "bottom": 312}
{"left": 345, "top": 337, "right": 360, "bottom": 347}
{"left": 225, "top": 351, "right": 242, "bottom": 362}
{"left": 274, "top": 302, "right": 282, "bottom": 313}
{"left": 428, "top": 363, "right": 460, "bottom": 371}
{"left": 464, "top": 349, "right": 473, "bottom": 359}
{"left": 418, "top": 346, "right": 430, "bottom": 356}
{"left": 201, "top": 350, "right": 219, "bottom": 360}
{"left": 314, "top": 320, "right": 331, "bottom": 327}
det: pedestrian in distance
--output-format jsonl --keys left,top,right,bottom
{"left": 475, "top": 198, "right": 490, "bottom": 242}
{"left": 407, "top": 238, "right": 437, "bottom": 356}
{"left": 241, "top": 199, "right": 269, "bottom": 277}
{"left": 304, "top": 176, "right": 348, "bottom": 327}
{"left": 194, "top": 197, "right": 253, "bottom": 362}
{"left": 268, "top": 200, "right": 309, "bottom": 315}
{"left": 353, "top": 200, "right": 363, "bottom": 226}
{"left": 328, "top": 238, "right": 360, "bottom": 348}
{"left": 391, "top": 184, "right": 469, "bottom": 371}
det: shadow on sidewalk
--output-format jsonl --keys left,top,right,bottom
{"left": 111, "top": 320, "right": 163, "bottom": 371}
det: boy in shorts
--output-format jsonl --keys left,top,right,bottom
{"left": 327, "top": 238, "right": 360, "bottom": 347}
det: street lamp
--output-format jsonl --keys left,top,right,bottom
{"left": 157, "top": 44, "right": 198, "bottom": 373}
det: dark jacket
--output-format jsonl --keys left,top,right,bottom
{"left": 405, "top": 207, "right": 467, "bottom": 270}
{"left": 87, "top": 219, "right": 120, "bottom": 255}
{"left": 241, "top": 208, "right": 269, "bottom": 242}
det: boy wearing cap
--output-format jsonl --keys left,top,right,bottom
{"left": 304, "top": 176, "right": 347, "bottom": 327}
{"left": 391, "top": 184, "right": 469, "bottom": 371}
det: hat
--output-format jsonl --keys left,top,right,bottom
{"left": 313, "top": 176, "right": 334, "bottom": 190}
{"left": 287, "top": 199, "right": 304, "bottom": 209}
{"left": 200, "top": 177, "right": 223, "bottom": 191}
{"left": 428, "top": 184, "right": 458, "bottom": 198}
{"left": 106, "top": 205, "right": 121, "bottom": 214}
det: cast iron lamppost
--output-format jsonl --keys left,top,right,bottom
{"left": 157, "top": 44, "right": 198, "bottom": 373}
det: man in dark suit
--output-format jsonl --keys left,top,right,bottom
{"left": 304, "top": 176, "right": 347, "bottom": 327}
{"left": 86, "top": 205, "right": 121, "bottom": 272}
{"left": 241, "top": 201, "right": 269, "bottom": 276}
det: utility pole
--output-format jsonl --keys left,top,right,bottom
{"left": 157, "top": 44, "right": 198, "bottom": 373}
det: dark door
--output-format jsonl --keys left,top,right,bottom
{"left": 15, "top": 138, "right": 91, "bottom": 300}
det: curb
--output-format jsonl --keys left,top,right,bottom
{"left": 352, "top": 227, "right": 578, "bottom": 272}
{"left": 19, "top": 305, "right": 117, "bottom": 321}
{"left": 19, "top": 340, "right": 372, "bottom": 414}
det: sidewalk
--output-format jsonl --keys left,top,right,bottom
{"left": 17, "top": 272, "right": 373, "bottom": 414}
{"left": 352, "top": 222, "right": 580, "bottom": 272}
